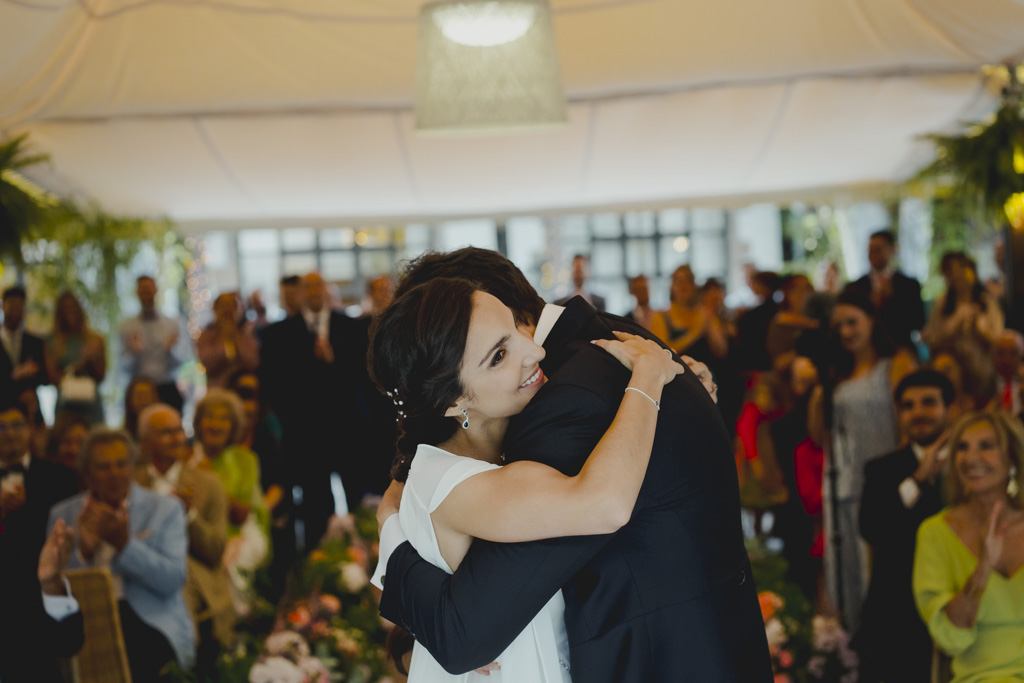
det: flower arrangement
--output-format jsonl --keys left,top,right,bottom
{"left": 179, "top": 503, "right": 396, "bottom": 683}
{"left": 748, "top": 540, "right": 858, "bottom": 683}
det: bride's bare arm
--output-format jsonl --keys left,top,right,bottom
{"left": 432, "top": 333, "right": 681, "bottom": 543}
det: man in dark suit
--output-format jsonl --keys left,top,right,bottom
{"left": 847, "top": 230, "right": 925, "bottom": 350}
{"left": 857, "top": 370, "right": 954, "bottom": 683}
{"left": 0, "top": 517, "right": 85, "bottom": 683}
{"left": 374, "top": 248, "right": 771, "bottom": 682}
{"left": 0, "top": 286, "right": 49, "bottom": 404}
{"left": 260, "top": 272, "right": 372, "bottom": 549}
{"left": 0, "top": 400, "right": 79, "bottom": 562}
{"left": 555, "top": 254, "right": 606, "bottom": 312}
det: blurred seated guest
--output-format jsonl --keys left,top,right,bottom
{"left": 623, "top": 275, "right": 654, "bottom": 331}
{"left": 46, "top": 412, "right": 90, "bottom": 486}
{"left": 137, "top": 404, "right": 235, "bottom": 655}
{"left": 229, "top": 368, "right": 293, "bottom": 601}
{"left": 48, "top": 427, "right": 194, "bottom": 678}
{"left": 857, "top": 370, "right": 954, "bottom": 683}
{"left": 766, "top": 274, "right": 822, "bottom": 370}
{"left": 847, "top": 230, "right": 925, "bottom": 351}
{"left": 1, "top": 399, "right": 79, "bottom": 564}
{"left": 366, "top": 274, "right": 395, "bottom": 317}
{"left": 931, "top": 346, "right": 981, "bottom": 420}
{"left": 0, "top": 517, "right": 85, "bottom": 683}
{"left": 45, "top": 291, "right": 106, "bottom": 425}
{"left": 118, "top": 275, "right": 184, "bottom": 413}
{"left": 990, "top": 330, "right": 1023, "bottom": 415}
{"left": 1, "top": 286, "right": 48, "bottom": 405}
{"left": 190, "top": 388, "right": 269, "bottom": 610}
{"left": 123, "top": 375, "right": 159, "bottom": 442}
{"left": 913, "top": 410, "right": 1024, "bottom": 683}
{"left": 555, "top": 253, "right": 606, "bottom": 311}
{"left": 196, "top": 293, "right": 259, "bottom": 388}
{"left": 652, "top": 265, "right": 728, "bottom": 362}
{"left": 733, "top": 270, "right": 782, "bottom": 373}
{"left": 923, "top": 253, "right": 1003, "bottom": 400}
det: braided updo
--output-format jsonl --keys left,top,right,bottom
{"left": 369, "top": 277, "right": 477, "bottom": 482}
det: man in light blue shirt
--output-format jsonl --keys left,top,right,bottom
{"left": 119, "top": 275, "right": 183, "bottom": 412}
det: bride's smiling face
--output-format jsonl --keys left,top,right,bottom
{"left": 451, "top": 291, "right": 547, "bottom": 423}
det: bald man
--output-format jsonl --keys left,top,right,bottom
{"left": 260, "top": 273, "right": 373, "bottom": 550}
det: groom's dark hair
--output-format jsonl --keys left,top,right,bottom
{"left": 396, "top": 247, "right": 545, "bottom": 327}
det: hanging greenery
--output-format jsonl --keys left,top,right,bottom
{"left": 0, "top": 134, "right": 54, "bottom": 269}
{"left": 916, "top": 65, "right": 1024, "bottom": 230}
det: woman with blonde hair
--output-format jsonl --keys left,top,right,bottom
{"left": 192, "top": 388, "right": 270, "bottom": 608}
{"left": 45, "top": 291, "right": 106, "bottom": 424}
{"left": 913, "top": 410, "right": 1024, "bottom": 682}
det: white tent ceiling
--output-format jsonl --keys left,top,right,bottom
{"left": 3, "top": 0, "right": 1024, "bottom": 229}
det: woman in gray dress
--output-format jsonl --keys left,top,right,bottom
{"left": 812, "top": 288, "right": 916, "bottom": 630}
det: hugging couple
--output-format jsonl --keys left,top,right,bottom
{"left": 368, "top": 247, "right": 772, "bottom": 682}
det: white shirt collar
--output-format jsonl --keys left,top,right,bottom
{"left": 302, "top": 307, "right": 330, "bottom": 339}
{"left": 533, "top": 303, "right": 565, "bottom": 346}
{"left": 148, "top": 460, "right": 182, "bottom": 496}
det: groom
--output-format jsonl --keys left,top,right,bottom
{"left": 374, "top": 248, "right": 772, "bottom": 681}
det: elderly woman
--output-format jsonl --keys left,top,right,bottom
{"left": 191, "top": 388, "right": 269, "bottom": 607}
{"left": 913, "top": 410, "right": 1024, "bottom": 682}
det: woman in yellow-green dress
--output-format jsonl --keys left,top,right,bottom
{"left": 913, "top": 410, "right": 1024, "bottom": 683}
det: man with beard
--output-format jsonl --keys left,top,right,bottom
{"left": 857, "top": 370, "right": 955, "bottom": 683}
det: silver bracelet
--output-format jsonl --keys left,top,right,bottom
{"left": 624, "top": 386, "right": 659, "bottom": 411}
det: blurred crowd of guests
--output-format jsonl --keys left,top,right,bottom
{"left": 2, "top": 233, "right": 1022, "bottom": 682}
{"left": 0, "top": 272, "right": 398, "bottom": 681}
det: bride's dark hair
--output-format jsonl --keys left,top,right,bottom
{"left": 369, "top": 276, "right": 477, "bottom": 483}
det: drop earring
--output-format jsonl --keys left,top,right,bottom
{"left": 1009, "top": 467, "right": 1020, "bottom": 498}
{"left": 461, "top": 408, "right": 470, "bottom": 430}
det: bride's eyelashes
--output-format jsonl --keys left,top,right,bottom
{"left": 490, "top": 348, "right": 507, "bottom": 367}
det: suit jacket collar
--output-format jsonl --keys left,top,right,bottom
{"left": 539, "top": 296, "right": 604, "bottom": 377}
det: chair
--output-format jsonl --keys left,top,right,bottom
{"left": 64, "top": 568, "right": 132, "bottom": 683}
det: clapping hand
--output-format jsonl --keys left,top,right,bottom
{"left": 11, "top": 358, "right": 40, "bottom": 382}
{"left": 982, "top": 500, "right": 1007, "bottom": 571}
{"left": 39, "top": 518, "right": 75, "bottom": 595}
{"left": 314, "top": 337, "right": 335, "bottom": 364}
{"left": 912, "top": 432, "right": 949, "bottom": 485}
{"left": 0, "top": 483, "right": 27, "bottom": 518}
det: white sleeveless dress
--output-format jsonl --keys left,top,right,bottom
{"left": 400, "top": 444, "right": 573, "bottom": 683}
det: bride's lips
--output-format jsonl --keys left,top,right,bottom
{"left": 519, "top": 367, "right": 544, "bottom": 389}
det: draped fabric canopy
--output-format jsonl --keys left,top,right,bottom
{"left": 3, "top": 0, "right": 1024, "bottom": 228}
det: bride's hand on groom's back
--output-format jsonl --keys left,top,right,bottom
{"left": 591, "top": 331, "right": 684, "bottom": 386}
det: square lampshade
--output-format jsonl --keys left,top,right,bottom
{"left": 415, "top": 0, "right": 567, "bottom": 134}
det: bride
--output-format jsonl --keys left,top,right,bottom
{"left": 370, "top": 277, "right": 683, "bottom": 682}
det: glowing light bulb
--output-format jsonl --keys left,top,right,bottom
{"left": 434, "top": 1, "right": 536, "bottom": 47}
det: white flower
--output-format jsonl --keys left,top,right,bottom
{"left": 297, "top": 655, "right": 330, "bottom": 683}
{"left": 249, "top": 656, "right": 305, "bottom": 683}
{"left": 265, "top": 631, "right": 310, "bottom": 659}
{"left": 764, "top": 617, "right": 787, "bottom": 651}
{"left": 812, "top": 615, "right": 847, "bottom": 652}
{"left": 341, "top": 562, "right": 369, "bottom": 592}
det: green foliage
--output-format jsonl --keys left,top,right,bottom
{"left": 917, "top": 95, "right": 1024, "bottom": 227}
{"left": 0, "top": 134, "right": 52, "bottom": 266}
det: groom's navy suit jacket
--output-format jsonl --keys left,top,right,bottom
{"left": 380, "top": 298, "right": 772, "bottom": 682}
